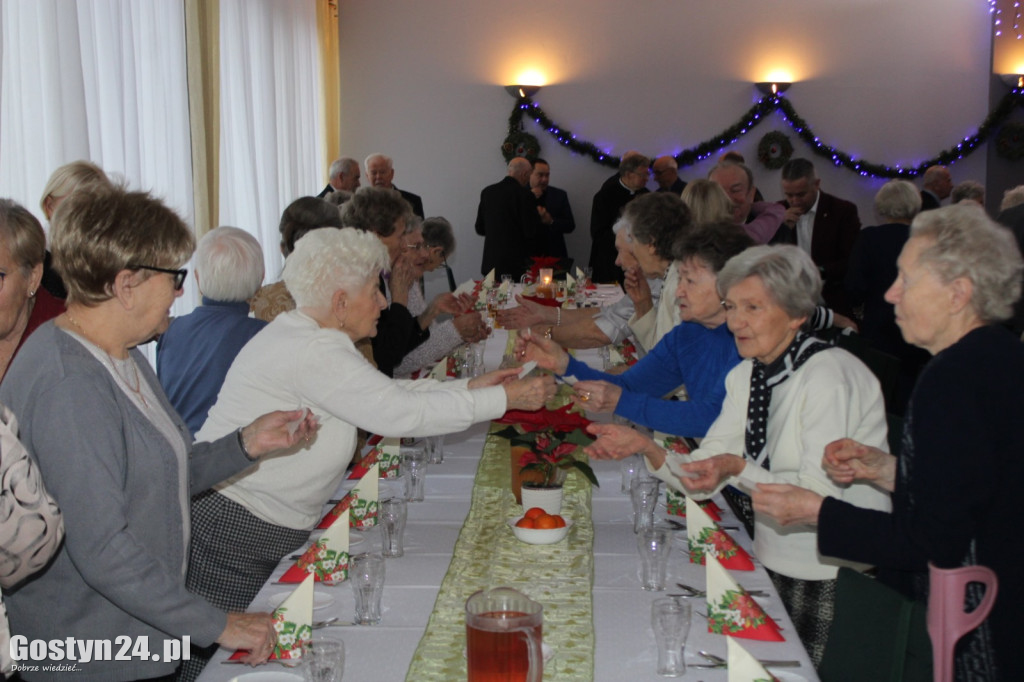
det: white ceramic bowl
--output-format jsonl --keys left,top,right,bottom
{"left": 507, "top": 515, "right": 573, "bottom": 545}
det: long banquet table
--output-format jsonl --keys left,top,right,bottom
{"left": 197, "top": 320, "right": 818, "bottom": 682}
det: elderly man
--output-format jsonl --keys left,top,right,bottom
{"left": 776, "top": 157, "right": 861, "bottom": 315}
{"left": 475, "top": 157, "right": 544, "bottom": 277}
{"left": 157, "top": 226, "right": 268, "bottom": 436}
{"left": 530, "top": 157, "right": 576, "bottom": 259}
{"left": 919, "top": 164, "right": 953, "bottom": 211}
{"left": 590, "top": 152, "right": 651, "bottom": 283}
{"left": 708, "top": 161, "right": 783, "bottom": 243}
{"left": 317, "top": 157, "right": 360, "bottom": 197}
{"left": 365, "top": 153, "right": 424, "bottom": 218}
{"left": 652, "top": 156, "right": 686, "bottom": 195}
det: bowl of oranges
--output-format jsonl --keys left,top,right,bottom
{"left": 508, "top": 507, "right": 573, "bottom": 545}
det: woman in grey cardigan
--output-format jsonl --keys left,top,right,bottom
{"left": 0, "top": 185, "right": 316, "bottom": 682}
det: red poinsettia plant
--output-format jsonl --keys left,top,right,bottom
{"left": 516, "top": 428, "right": 599, "bottom": 489}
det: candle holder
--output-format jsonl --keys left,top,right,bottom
{"left": 537, "top": 268, "right": 554, "bottom": 299}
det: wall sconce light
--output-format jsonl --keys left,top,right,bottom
{"left": 755, "top": 82, "right": 792, "bottom": 96}
{"left": 504, "top": 84, "right": 542, "bottom": 99}
{"left": 999, "top": 73, "right": 1024, "bottom": 89}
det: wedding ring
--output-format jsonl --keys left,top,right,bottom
{"left": 579, "top": 390, "right": 591, "bottom": 402}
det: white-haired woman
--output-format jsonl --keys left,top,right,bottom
{"left": 586, "top": 245, "right": 891, "bottom": 666}
{"left": 755, "top": 205, "right": 1024, "bottom": 680}
{"left": 157, "top": 226, "right": 268, "bottom": 436}
{"left": 186, "top": 227, "right": 553, "bottom": 627}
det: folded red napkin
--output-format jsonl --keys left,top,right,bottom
{"left": 495, "top": 403, "right": 592, "bottom": 432}
{"left": 706, "top": 554, "right": 785, "bottom": 642}
{"left": 520, "top": 294, "right": 561, "bottom": 308}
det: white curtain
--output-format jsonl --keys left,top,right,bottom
{"left": 0, "top": 0, "right": 197, "bottom": 324}
{"left": 218, "top": 0, "right": 323, "bottom": 281}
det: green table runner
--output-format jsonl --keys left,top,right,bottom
{"left": 405, "top": 423, "right": 595, "bottom": 680}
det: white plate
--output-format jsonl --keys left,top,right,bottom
{"left": 267, "top": 590, "right": 334, "bottom": 611}
{"left": 229, "top": 672, "right": 304, "bottom": 682}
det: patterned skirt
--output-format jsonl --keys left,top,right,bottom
{"left": 766, "top": 568, "right": 837, "bottom": 669}
{"left": 177, "top": 491, "right": 311, "bottom": 682}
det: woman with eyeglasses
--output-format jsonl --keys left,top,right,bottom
{"left": 393, "top": 216, "right": 488, "bottom": 377}
{"left": 0, "top": 200, "right": 66, "bottom": 381}
{"left": 0, "top": 184, "right": 318, "bottom": 680}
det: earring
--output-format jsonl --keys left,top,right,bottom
{"left": 28, "top": 290, "right": 36, "bottom": 298}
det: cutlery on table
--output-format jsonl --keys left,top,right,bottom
{"left": 663, "top": 518, "right": 740, "bottom": 531}
{"left": 675, "top": 582, "right": 769, "bottom": 598}
{"left": 312, "top": 617, "right": 356, "bottom": 628}
{"left": 690, "top": 650, "right": 801, "bottom": 669}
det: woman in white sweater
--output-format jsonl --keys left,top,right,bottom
{"left": 586, "top": 245, "right": 890, "bottom": 667}
{"left": 183, "top": 228, "right": 552, "bottom": 676}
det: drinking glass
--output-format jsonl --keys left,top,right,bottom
{"left": 620, "top": 454, "right": 641, "bottom": 494}
{"left": 470, "top": 340, "right": 486, "bottom": 377}
{"left": 350, "top": 552, "right": 386, "bottom": 625}
{"left": 401, "top": 447, "right": 427, "bottom": 502}
{"left": 425, "top": 434, "right": 445, "bottom": 464}
{"left": 379, "top": 497, "right": 407, "bottom": 558}
{"left": 302, "top": 637, "right": 345, "bottom": 682}
{"left": 651, "top": 598, "right": 691, "bottom": 676}
{"left": 637, "top": 528, "right": 672, "bottom": 591}
{"left": 631, "top": 477, "right": 660, "bottom": 533}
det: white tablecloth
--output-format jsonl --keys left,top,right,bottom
{"left": 197, "top": 323, "right": 819, "bottom": 682}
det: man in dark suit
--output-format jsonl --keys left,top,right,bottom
{"left": 529, "top": 158, "right": 575, "bottom": 259}
{"left": 475, "top": 157, "right": 544, "bottom": 277}
{"left": 365, "top": 153, "right": 424, "bottom": 218}
{"left": 589, "top": 152, "right": 651, "bottom": 283}
{"left": 775, "top": 158, "right": 861, "bottom": 315}
{"left": 316, "top": 157, "right": 360, "bottom": 197}
{"left": 919, "top": 165, "right": 952, "bottom": 211}
{"left": 652, "top": 156, "right": 686, "bottom": 195}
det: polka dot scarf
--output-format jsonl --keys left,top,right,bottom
{"left": 745, "top": 332, "right": 830, "bottom": 470}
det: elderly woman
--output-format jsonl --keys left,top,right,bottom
{"left": 586, "top": 245, "right": 891, "bottom": 666}
{"left": 187, "top": 227, "right": 553, "bottom": 620}
{"left": 754, "top": 206, "right": 1024, "bottom": 680}
{"left": 251, "top": 196, "right": 344, "bottom": 322}
{"left": 39, "top": 160, "right": 113, "bottom": 299}
{"left": 518, "top": 222, "right": 752, "bottom": 436}
{"left": 341, "top": 186, "right": 438, "bottom": 376}
{"left": 394, "top": 217, "right": 486, "bottom": 377}
{"left": 0, "top": 200, "right": 65, "bottom": 381}
{"left": 846, "top": 179, "right": 930, "bottom": 413}
{"left": 158, "top": 226, "right": 268, "bottom": 436}
{"left": 0, "top": 185, "right": 316, "bottom": 680}
{"left": 621, "top": 192, "right": 694, "bottom": 352}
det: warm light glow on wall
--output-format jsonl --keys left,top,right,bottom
{"left": 513, "top": 68, "right": 547, "bottom": 86}
{"left": 762, "top": 69, "right": 796, "bottom": 84}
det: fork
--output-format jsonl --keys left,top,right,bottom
{"left": 693, "top": 649, "right": 801, "bottom": 669}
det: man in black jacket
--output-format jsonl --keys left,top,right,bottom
{"left": 474, "top": 157, "right": 543, "bottom": 278}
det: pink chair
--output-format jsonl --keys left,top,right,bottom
{"left": 927, "top": 562, "right": 998, "bottom": 682}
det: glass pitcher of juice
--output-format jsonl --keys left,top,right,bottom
{"left": 465, "top": 587, "right": 543, "bottom": 682}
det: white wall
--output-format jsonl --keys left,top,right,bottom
{"left": 337, "top": 0, "right": 993, "bottom": 285}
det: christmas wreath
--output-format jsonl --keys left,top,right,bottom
{"left": 757, "top": 131, "right": 793, "bottom": 170}
{"left": 501, "top": 131, "right": 540, "bottom": 163}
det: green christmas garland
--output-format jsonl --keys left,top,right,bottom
{"left": 996, "top": 120, "right": 1024, "bottom": 161}
{"left": 505, "top": 87, "right": 1024, "bottom": 178}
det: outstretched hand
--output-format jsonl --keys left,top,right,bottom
{"left": 823, "top": 438, "right": 896, "bottom": 492}
{"left": 513, "top": 327, "right": 569, "bottom": 374}
{"left": 240, "top": 408, "right": 320, "bottom": 459}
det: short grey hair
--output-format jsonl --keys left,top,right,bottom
{"left": 283, "top": 227, "right": 389, "bottom": 309}
{"left": 717, "top": 245, "right": 822, "bottom": 323}
{"left": 623, "top": 192, "right": 692, "bottom": 260}
{"left": 422, "top": 216, "right": 456, "bottom": 258}
{"left": 195, "top": 226, "right": 265, "bottom": 302}
{"left": 364, "top": 153, "right": 392, "bottom": 170}
{"left": 950, "top": 180, "right": 984, "bottom": 205}
{"left": 618, "top": 154, "right": 651, "bottom": 177}
{"left": 873, "top": 179, "right": 921, "bottom": 222}
{"left": 1000, "top": 184, "right": 1024, "bottom": 212}
{"left": 329, "top": 157, "right": 358, "bottom": 181}
{"left": 911, "top": 204, "right": 1023, "bottom": 323}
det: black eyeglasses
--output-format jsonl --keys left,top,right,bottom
{"left": 128, "top": 264, "right": 188, "bottom": 290}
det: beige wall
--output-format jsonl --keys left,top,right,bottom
{"left": 338, "top": 0, "right": 995, "bottom": 282}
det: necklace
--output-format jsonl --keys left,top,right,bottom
{"left": 64, "top": 312, "right": 149, "bottom": 408}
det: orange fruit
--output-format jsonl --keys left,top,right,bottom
{"left": 516, "top": 517, "right": 536, "bottom": 529}
{"left": 524, "top": 507, "right": 547, "bottom": 520}
{"left": 534, "top": 515, "right": 558, "bottom": 530}
{"left": 550, "top": 515, "right": 566, "bottom": 528}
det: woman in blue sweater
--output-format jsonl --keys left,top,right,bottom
{"left": 518, "top": 222, "right": 753, "bottom": 437}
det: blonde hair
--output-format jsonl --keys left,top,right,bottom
{"left": 0, "top": 199, "right": 47, "bottom": 273}
{"left": 39, "top": 160, "right": 111, "bottom": 219}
